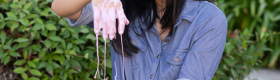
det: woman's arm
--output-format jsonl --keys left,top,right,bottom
{"left": 51, "top": 0, "right": 91, "bottom": 20}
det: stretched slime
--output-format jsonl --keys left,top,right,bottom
{"left": 91, "top": 0, "right": 129, "bottom": 79}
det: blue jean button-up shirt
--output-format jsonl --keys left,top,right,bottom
{"left": 66, "top": 0, "right": 228, "bottom": 80}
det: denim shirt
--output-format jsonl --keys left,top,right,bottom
{"left": 66, "top": 0, "right": 227, "bottom": 80}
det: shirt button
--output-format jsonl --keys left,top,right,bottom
{"left": 150, "top": 75, "right": 153, "bottom": 78}
{"left": 157, "top": 55, "right": 159, "bottom": 58}
{"left": 165, "top": 39, "right": 169, "bottom": 42}
{"left": 132, "top": 41, "right": 136, "bottom": 45}
{"left": 175, "top": 57, "right": 179, "bottom": 62}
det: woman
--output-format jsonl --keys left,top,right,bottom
{"left": 52, "top": 0, "right": 227, "bottom": 80}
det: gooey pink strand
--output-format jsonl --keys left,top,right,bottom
{"left": 94, "top": 34, "right": 101, "bottom": 79}
{"left": 92, "top": 0, "right": 126, "bottom": 79}
{"left": 121, "top": 35, "right": 125, "bottom": 80}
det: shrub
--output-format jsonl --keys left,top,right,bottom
{"left": 0, "top": 0, "right": 111, "bottom": 79}
{"left": 214, "top": 0, "right": 280, "bottom": 79}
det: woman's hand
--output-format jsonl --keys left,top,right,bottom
{"left": 92, "top": 0, "right": 129, "bottom": 40}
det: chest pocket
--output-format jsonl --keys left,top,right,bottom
{"left": 164, "top": 50, "right": 189, "bottom": 80}
{"left": 166, "top": 50, "right": 188, "bottom": 65}
{"left": 124, "top": 28, "right": 148, "bottom": 68}
{"left": 130, "top": 35, "right": 148, "bottom": 53}
{"left": 128, "top": 24, "right": 148, "bottom": 53}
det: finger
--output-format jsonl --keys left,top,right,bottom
{"left": 125, "top": 17, "right": 129, "bottom": 25}
{"left": 117, "top": 9, "right": 126, "bottom": 34}
{"left": 101, "top": 7, "right": 108, "bottom": 40}
{"left": 93, "top": 6, "right": 101, "bottom": 34}
{"left": 108, "top": 7, "right": 116, "bottom": 40}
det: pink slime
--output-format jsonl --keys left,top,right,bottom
{"left": 92, "top": 0, "right": 128, "bottom": 79}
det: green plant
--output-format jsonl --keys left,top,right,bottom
{"left": 213, "top": 0, "right": 280, "bottom": 79}
{"left": 0, "top": 0, "right": 112, "bottom": 80}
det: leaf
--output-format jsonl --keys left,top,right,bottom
{"left": 268, "top": 50, "right": 280, "bottom": 68}
{"left": 28, "top": 61, "right": 37, "bottom": 68}
{"left": 74, "top": 40, "right": 86, "bottom": 44}
{"left": 19, "top": 18, "right": 29, "bottom": 26}
{"left": 81, "top": 61, "right": 89, "bottom": 69}
{"left": 80, "top": 28, "right": 89, "bottom": 33}
{"left": 9, "top": 3, "right": 20, "bottom": 9}
{"left": 22, "top": 9, "right": 30, "bottom": 14}
{"left": 59, "top": 55, "right": 65, "bottom": 65}
{"left": 21, "top": 73, "right": 28, "bottom": 80}
{"left": 59, "top": 18, "right": 66, "bottom": 26}
{"left": 10, "top": 52, "right": 21, "bottom": 57}
{"left": 3, "top": 56, "right": 10, "bottom": 65}
{"left": 67, "top": 27, "right": 75, "bottom": 33}
{"left": 14, "top": 38, "right": 29, "bottom": 42}
{"left": 250, "top": 1, "right": 256, "bottom": 17}
{"left": 224, "top": 58, "right": 237, "bottom": 66}
{"left": 37, "top": 62, "right": 47, "bottom": 69}
{"left": 0, "top": 22, "right": 5, "bottom": 29}
{"left": 29, "top": 69, "right": 42, "bottom": 76}
{"left": 84, "top": 53, "right": 89, "bottom": 59}
{"left": 32, "top": 58, "right": 40, "bottom": 63}
{"left": 9, "top": 22, "right": 19, "bottom": 31}
{"left": 28, "top": 77, "right": 40, "bottom": 80}
{"left": 52, "top": 62, "right": 60, "bottom": 69}
{"left": 13, "top": 67, "right": 27, "bottom": 74}
{"left": 55, "top": 48, "right": 63, "bottom": 54}
{"left": 19, "top": 12, "right": 26, "bottom": 18}
{"left": 35, "top": 18, "right": 44, "bottom": 24}
{"left": 44, "top": 39, "right": 52, "bottom": 48}
{"left": 4, "top": 39, "right": 13, "bottom": 49}
{"left": 32, "top": 24, "right": 43, "bottom": 30}
{"left": 39, "top": 51, "right": 46, "bottom": 57}
{"left": 225, "top": 42, "right": 234, "bottom": 54}
{"left": 247, "top": 45, "right": 256, "bottom": 55}
{"left": 0, "top": 53, "right": 8, "bottom": 58}
{"left": 23, "top": 2, "right": 33, "bottom": 9}
{"left": 32, "top": 44, "right": 41, "bottom": 52}
{"left": 230, "top": 68, "right": 237, "bottom": 78}
{"left": 71, "top": 59, "right": 81, "bottom": 69}
{"left": 49, "top": 36, "right": 63, "bottom": 42}
{"left": 257, "top": 3, "right": 267, "bottom": 17}
{"left": 63, "top": 72, "right": 68, "bottom": 80}
{"left": 106, "top": 59, "right": 112, "bottom": 68}
{"left": 66, "top": 43, "right": 73, "bottom": 50}
{"left": 1, "top": 31, "right": 6, "bottom": 45}
{"left": 6, "top": 12, "right": 17, "bottom": 20}
{"left": 46, "top": 64, "right": 53, "bottom": 76}
{"left": 23, "top": 51, "right": 28, "bottom": 60}
{"left": 14, "top": 60, "right": 26, "bottom": 66}
{"left": 16, "top": 42, "right": 30, "bottom": 49}
{"left": 86, "top": 34, "right": 96, "bottom": 41}
{"left": 46, "top": 23, "right": 57, "bottom": 31}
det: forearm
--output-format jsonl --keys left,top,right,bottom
{"left": 51, "top": 0, "right": 91, "bottom": 18}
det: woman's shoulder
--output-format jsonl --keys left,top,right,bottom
{"left": 179, "top": 1, "right": 227, "bottom": 38}
{"left": 197, "top": 1, "right": 222, "bottom": 13}
{"left": 180, "top": 0, "right": 225, "bottom": 23}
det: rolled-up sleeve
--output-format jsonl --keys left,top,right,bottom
{"left": 66, "top": 2, "right": 93, "bottom": 27}
{"left": 178, "top": 11, "right": 228, "bottom": 80}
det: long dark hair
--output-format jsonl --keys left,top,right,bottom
{"left": 111, "top": 0, "right": 215, "bottom": 57}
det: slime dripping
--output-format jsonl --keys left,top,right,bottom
{"left": 91, "top": 0, "right": 128, "bottom": 79}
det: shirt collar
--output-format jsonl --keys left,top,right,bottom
{"left": 174, "top": 0, "right": 199, "bottom": 27}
